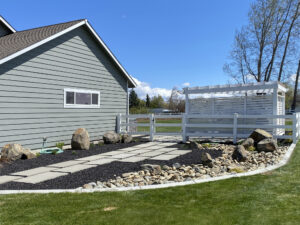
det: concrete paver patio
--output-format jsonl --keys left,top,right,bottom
{"left": 1, "top": 137, "right": 191, "bottom": 185}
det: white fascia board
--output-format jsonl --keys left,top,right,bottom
{"left": 0, "top": 16, "right": 16, "bottom": 33}
{"left": 84, "top": 20, "right": 137, "bottom": 88}
{"left": 0, "top": 21, "right": 86, "bottom": 65}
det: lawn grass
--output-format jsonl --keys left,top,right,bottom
{"left": 137, "top": 118, "right": 182, "bottom": 133}
{"left": 0, "top": 144, "right": 300, "bottom": 224}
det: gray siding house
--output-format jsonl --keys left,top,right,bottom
{"left": 0, "top": 16, "right": 136, "bottom": 149}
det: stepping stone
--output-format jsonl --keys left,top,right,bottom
{"left": 110, "top": 153, "right": 137, "bottom": 159}
{"left": 11, "top": 167, "right": 55, "bottom": 177}
{"left": 146, "top": 145, "right": 165, "bottom": 150}
{"left": 119, "top": 156, "right": 149, "bottom": 163}
{"left": 14, "top": 172, "right": 68, "bottom": 184}
{"left": 75, "top": 154, "right": 107, "bottom": 161}
{"left": 128, "top": 149, "right": 152, "bottom": 154}
{"left": 0, "top": 175, "right": 22, "bottom": 184}
{"left": 153, "top": 148, "right": 178, "bottom": 153}
{"left": 165, "top": 150, "right": 192, "bottom": 155}
{"left": 53, "top": 164, "right": 97, "bottom": 173}
{"left": 85, "top": 158, "right": 116, "bottom": 165}
{"left": 139, "top": 151, "right": 162, "bottom": 157}
{"left": 47, "top": 160, "right": 86, "bottom": 168}
{"left": 150, "top": 154, "right": 180, "bottom": 160}
{"left": 100, "top": 151, "right": 125, "bottom": 156}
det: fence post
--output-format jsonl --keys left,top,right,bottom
{"left": 233, "top": 113, "right": 238, "bottom": 144}
{"left": 182, "top": 113, "right": 187, "bottom": 143}
{"left": 150, "top": 114, "right": 154, "bottom": 141}
{"left": 293, "top": 113, "right": 297, "bottom": 144}
{"left": 116, "top": 113, "right": 121, "bottom": 134}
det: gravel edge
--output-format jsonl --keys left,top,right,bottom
{"left": 0, "top": 143, "right": 295, "bottom": 195}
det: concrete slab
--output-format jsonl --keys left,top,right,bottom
{"left": 47, "top": 160, "right": 87, "bottom": 168}
{"left": 150, "top": 154, "right": 180, "bottom": 160}
{"left": 119, "top": 156, "right": 149, "bottom": 163}
{"left": 145, "top": 145, "right": 167, "bottom": 150}
{"left": 139, "top": 151, "right": 163, "bottom": 157}
{"left": 12, "top": 167, "right": 54, "bottom": 177}
{"left": 13, "top": 172, "right": 68, "bottom": 184}
{"left": 152, "top": 148, "right": 178, "bottom": 153}
{"left": 100, "top": 151, "right": 126, "bottom": 156}
{"left": 53, "top": 164, "right": 97, "bottom": 173}
{"left": 75, "top": 154, "right": 107, "bottom": 161}
{"left": 85, "top": 158, "right": 116, "bottom": 165}
{"left": 110, "top": 153, "right": 137, "bottom": 159}
{"left": 0, "top": 175, "right": 22, "bottom": 184}
{"left": 128, "top": 149, "right": 153, "bottom": 154}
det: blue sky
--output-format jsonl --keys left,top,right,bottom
{"left": 1, "top": 0, "right": 253, "bottom": 98}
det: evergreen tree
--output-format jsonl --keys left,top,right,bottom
{"left": 146, "top": 94, "right": 151, "bottom": 107}
{"left": 129, "top": 89, "right": 139, "bottom": 108}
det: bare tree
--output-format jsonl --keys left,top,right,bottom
{"left": 224, "top": 0, "right": 300, "bottom": 83}
{"left": 291, "top": 60, "right": 300, "bottom": 111}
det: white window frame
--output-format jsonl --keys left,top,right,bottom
{"left": 64, "top": 88, "right": 100, "bottom": 108}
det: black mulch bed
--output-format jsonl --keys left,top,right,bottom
{"left": 0, "top": 141, "right": 224, "bottom": 190}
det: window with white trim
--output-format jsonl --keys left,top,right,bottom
{"left": 64, "top": 88, "right": 100, "bottom": 108}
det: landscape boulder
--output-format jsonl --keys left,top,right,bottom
{"left": 71, "top": 128, "right": 90, "bottom": 150}
{"left": 257, "top": 138, "right": 278, "bottom": 152}
{"left": 241, "top": 138, "right": 254, "bottom": 149}
{"left": 232, "top": 145, "right": 248, "bottom": 162}
{"left": 249, "top": 129, "right": 272, "bottom": 144}
{"left": 122, "top": 133, "right": 133, "bottom": 143}
{"left": 201, "top": 152, "right": 213, "bottom": 167}
{"left": 103, "top": 131, "right": 121, "bottom": 144}
{"left": 1, "top": 144, "right": 36, "bottom": 161}
{"left": 140, "top": 164, "right": 162, "bottom": 175}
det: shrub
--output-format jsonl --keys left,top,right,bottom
{"left": 98, "top": 142, "right": 104, "bottom": 147}
{"left": 90, "top": 143, "right": 95, "bottom": 148}
{"left": 247, "top": 146, "right": 256, "bottom": 151}
{"left": 202, "top": 143, "right": 211, "bottom": 148}
{"left": 229, "top": 167, "right": 244, "bottom": 173}
{"left": 56, "top": 142, "right": 64, "bottom": 150}
{"left": 36, "top": 153, "right": 41, "bottom": 157}
{"left": 72, "top": 151, "right": 77, "bottom": 155}
{"left": 51, "top": 149, "right": 59, "bottom": 155}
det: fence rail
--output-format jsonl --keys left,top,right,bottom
{"left": 117, "top": 113, "right": 300, "bottom": 143}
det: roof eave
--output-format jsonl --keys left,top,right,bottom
{"left": 0, "top": 16, "right": 16, "bottom": 33}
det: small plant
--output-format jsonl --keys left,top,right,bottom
{"left": 72, "top": 151, "right": 77, "bottom": 155}
{"left": 36, "top": 153, "right": 41, "bottom": 157}
{"left": 51, "top": 149, "right": 59, "bottom": 155}
{"left": 229, "top": 167, "right": 244, "bottom": 173}
{"left": 247, "top": 146, "right": 256, "bottom": 151}
{"left": 56, "top": 142, "right": 64, "bottom": 150}
{"left": 90, "top": 143, "right": 95, "bottom": 148}
{"left": 202, "top": 143, "right": 211, "bottom": 148}
{"left": 98, "top": 142, "right": 104, "bottom": 147}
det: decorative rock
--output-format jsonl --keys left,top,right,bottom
{"left": 201, "top": 152, "right": 213, "bottom": 167}
{"left": 21, "top": 149, "right": 36, "bottom": 160}
{"left": 172, "top": 163, "right": 181, "bottom": 169}
{"left": 103, "top": 131, "right": 121, "bottom": 144}
{"left": 122, "top": 133, "right": 133, "bottom": 143}
{"left": 241, "top": 138, "right": 254, "bottom": 149}
{"left": 71, "top": 128, "right": 90, "bottom": 150}
{"left": 141, "top": 164, "right": 162, "bottom": 175}
{"left": 190, "top": 141, "right": 203, "bottom": 150}
{"left": 257, "top": 138, "right": 278, "bottom": 152}
{"left": 232, "top": 145, "right": 248, "bottom": 162}
{"left": 249, "top": 129, "right": 272, "bottom": 144}
{"left": 1, "top": 144, "right": 36, "bottom": 161}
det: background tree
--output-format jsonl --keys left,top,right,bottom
{"left": 291, "top": 60, "right": 300, "bottom": 111}
{"left": 129, "top": 89, "right": 139, "bottom": 108}
{"left": 150, "top": 95, "right": 165, "bottom": 108}
{"left": 168, "top": 87, "right": 180, "bottom": 112}
{"left": 146, "top": 94, "right": 151, "bottom": 107}
{"left": 224, "top": 0, "right": 300, "bottom": 83}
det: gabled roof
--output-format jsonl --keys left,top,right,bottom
{"left": 0, "top": 16, "right": 16, "bottom": 33}
{"left": 0, "top": 19, "right": 137, "bottom": 87}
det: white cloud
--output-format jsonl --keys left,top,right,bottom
{"left": 132, "top": 77, "right": 172, "bottom": 99}
{"left": 182, "top": 82, "right": 190, "bottom": 87}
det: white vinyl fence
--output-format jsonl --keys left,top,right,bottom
{"left": 117, "top": 113, "right": 300, "bottom": 143}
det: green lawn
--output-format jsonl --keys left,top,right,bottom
{"left": 137, "top": 118, "right": 182, "bottom": 133}
{"left": 0, "top": 143, "right": 300, "bottom": 224}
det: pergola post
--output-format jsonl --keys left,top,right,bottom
{"left": 272, "top": 86, "right": 278, "bottom": 135}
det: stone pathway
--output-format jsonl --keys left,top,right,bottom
{"left": 0, "top": 138, "right": 191, "bottom": 185}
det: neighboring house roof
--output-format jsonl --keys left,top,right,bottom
{"left": 0, "top": 15, "right": 16, "bottom": 33}
{"left": 0, "top": 18, "right": 137, "bottom": 87}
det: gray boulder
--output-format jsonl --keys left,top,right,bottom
{"left": 122, "top": 133, "right": 133, "bottom": 143}
{"left": 257, "top": 138, "right": 278, "bottom": 152}
{"left": 241, "top": 138, "right": 254, "bottom": 149}
{"left": 1, "top": 144, "right": 36, "bottom": 161}
{"left": 71, "top": 128, "right": 90, "bottom": 150}
{"left": 201, "top": 152, "right": 213, "bottom": 167}
{"left": 103, "top": 131, "right": 121, "bottom": 144}
{"left": 249, "top": 129, "right": 272, "bottom": 144}
{"left": 232, "top": 145, "right": 248, "bottom": 162}
{"left": 141, "top": 164, "right": 162, "bottom": 175}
